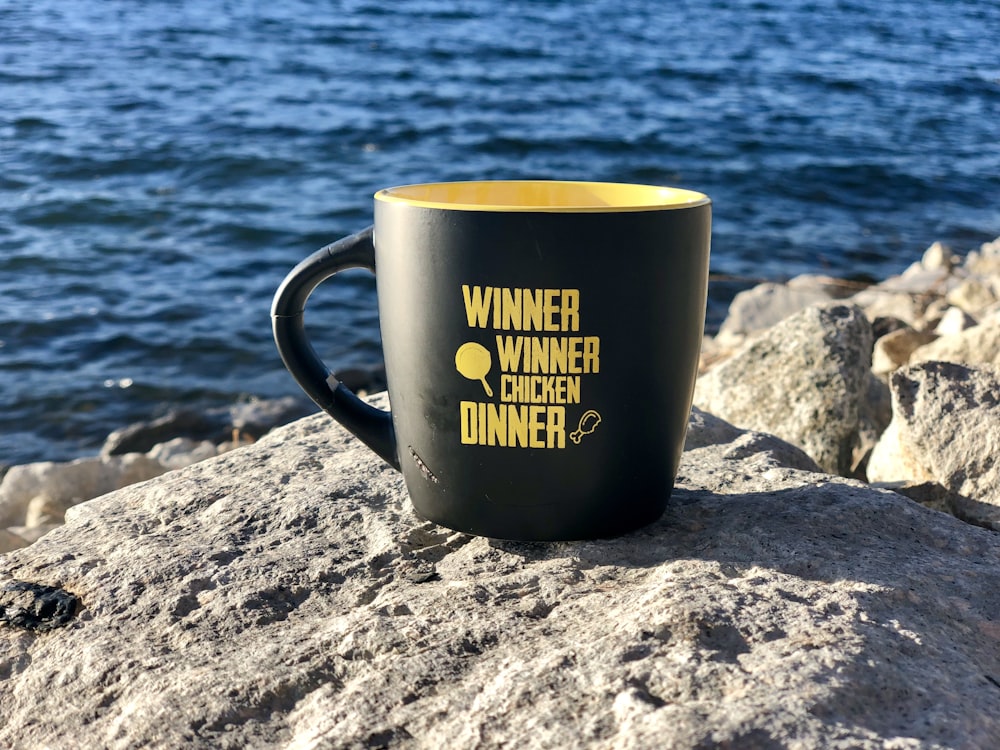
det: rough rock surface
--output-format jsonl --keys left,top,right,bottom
{"left": 2, "top": 400, "right": 999, "bottom": 749}
{"left": 694, "top": 303, "right": 875, "bottom": 476}
{"left": 868, "top": 361, "right": 1000, "bottom": 530}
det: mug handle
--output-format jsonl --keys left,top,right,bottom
{"left": 270, "top": 226, "right": 400, "bottom": 470}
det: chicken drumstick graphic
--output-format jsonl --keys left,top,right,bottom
{"left": 570, "top": 410, "right": 602, "bottom": 444}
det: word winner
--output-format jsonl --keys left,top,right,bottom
{"left": 458, "top": 285, "right": 602, "bottom": 449}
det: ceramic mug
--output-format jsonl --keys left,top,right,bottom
{"left": 272, "top": 180, "right": 711, "bottom": 541}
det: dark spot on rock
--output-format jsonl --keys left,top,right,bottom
{"left": 696, "top": 622, "right": 750, "bottom": 661}
{"left": 0, "top": 580, "right": 80, "bottom": 631}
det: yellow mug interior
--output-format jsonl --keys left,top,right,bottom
{"left": 374, "top": 180, "right": 709, "bottom": 213}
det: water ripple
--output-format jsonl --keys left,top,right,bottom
{"left": 1, "top": 0, "right": 998, "bottom": 465}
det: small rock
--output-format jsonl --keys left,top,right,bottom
{"left": 333, "top": 366, "right": 388, "bottom": 398}
{"left": 909, "top": 319, "right": 1000, "bottom": 368}
{"left": 921, "top": 241, "right": 956, "bottom": 271}
{"left": 876, "top": 481, "right": 993, "bottom": 529}
{"left": 683, "top": 407, "right": 821, "bottom": 473}
{"left": 5, "top": 524, "right": 61, "bottom": 545}
{"left": 228, "top": 396, "right": 316, "bottom": 440}
{"left": 933, "top": 306, "right": 977, "bottom": 337}
{"left": 946, "top": 276, "right": 1000, "bottom": 316}
{"left": 147, "top": 438, "right": 218, "bottom": 470}
{"left": 963, "top": 250, "right": 1000, "bottom": 278}
{"left": 963, "top": 237, "right": 1000, "bottom": 276}
{"left": 102, "top": 409, "right": 228, "bottom": 456}
{"left": 979, "top": 236, "right": 1000, "bottom": 257}
{"left": 849, "top": 288, "right": 929, "bottom": 328}
{"left": 877, "top": 481, "right": 956, "bottom": 515}
{"left": 870, "top": 315, "right": 910, "bottom": 340}
{"left": 919, "top": 297, "right": 952, "bottom": 331}
{"left": 25, "top": 494, "right": 70, "bottom": 527}
{"left": 871, "top": 326, "right": 938, "bottom": 376}
{"left": 888, "top": 264, "right": 958, "bottom": 295}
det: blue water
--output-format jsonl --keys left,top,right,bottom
{"left": 2, "top": 0, "right": 999, "bottom": 467}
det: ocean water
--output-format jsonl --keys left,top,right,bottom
{"left": 2, "top": 0, "right": 999, "bottom": 466}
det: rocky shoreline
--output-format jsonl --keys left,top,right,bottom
{"left": 4, "top": 236, "right": 1000, "bottom": 552}
{"left": 2, "top": 236, "right": 1000, "bottom": 747}
{"left": 697, "top": 235, "right": 1000, "bottom": 529}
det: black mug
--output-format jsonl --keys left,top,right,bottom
{"left": 272, "top": 180, "right": 711, "bottom": 541}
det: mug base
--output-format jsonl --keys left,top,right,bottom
{"left": 409, "top": 494, "right": 670, "bottom": 542}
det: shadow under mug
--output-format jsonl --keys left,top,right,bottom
{"left": 272, "top": 180, "right": 711, "bottom": 541}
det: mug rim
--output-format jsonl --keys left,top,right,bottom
{"left": 374, "top": 180, "right": 710, "bottom": 213}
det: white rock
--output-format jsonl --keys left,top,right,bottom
{"left": 979, "top": 236, "right": 1000, "bottom": 257}
{"left": 147, "top": 438, "right": 218, "bottom": 470}
{"left": 886, "top": 264, "right": 958, "bottom": 295}
{"left": 848, "top": 287, "right": 928, "bottom": 328}
{"left": 24, "top": 494, "right": 69, "bottom": 527}
{"left": 946, "top": 276, "right": 1000, "bottom": 316}
{"left": 0, "top": 454, "right": 167, "bottom": 527}
{"left": 933, "top": 306, "right": 977, "bottom": 336}
{"left": 868, "top": 361, "right": 1000, "bottom": 529}
{"left": 920, "top": 241, "right": 955, "bottom": 270}
{"left": 909, "top": 319, "right": 1000, "bottom": 368}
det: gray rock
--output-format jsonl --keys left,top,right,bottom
{"left": 102, "top": 409, "right": 229, "bottom": 456}
{"left": 695, "top": 303, "right": 874, "bottom": 475}
{"left": 868, "top": 361, "right": 1000, "bottom": 530}
{"left": 683, "top": 407, "right": 821, "bottom": 473}
{"left": 874, "top": 481, "right": 992, "bottom": 529}
{"left": 228, "top": 395, "right": 317, "bottom": 440}
{"left": 2, "top": 398, "right": 999, "bottom": 748}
